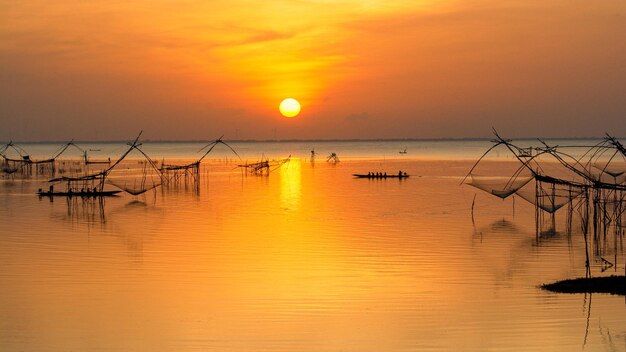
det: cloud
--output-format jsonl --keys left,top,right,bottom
{"left": 205, "top": 29, "right": 298, "bottom": 49}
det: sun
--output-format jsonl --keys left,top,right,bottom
{"left": 279, "top": 98, "right": 301, "bottom": 118}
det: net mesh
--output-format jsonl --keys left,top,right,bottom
{"left": 515, "top": 181, "right": 585, "bottom": 213}
{"left": 468, "top": 174, "right": 533, "bottom": 199}
{"left": 107, "top": 178, "right": 161, "bottom": 195}
{"left": 106, "top": 159, "right": 162, "bottom": 195}
{"left": 591, "top": 162, "right": 626, "bottom": 182}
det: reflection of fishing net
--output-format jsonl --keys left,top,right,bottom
{"left": 598, "top": 199, "right": 625, "bottom": 221}
{"left": 593, "top": 189, "right": 626, "bottom": 221}
{"left": 515, "top": 181, "right": 585, "bottom": 213}
{"left": 468, "top": 174, "right": 533, "bottom": 199}
{"left": 485, "top": 219, "right": 521, "bottom": 234}
{"left": 106, "top": 160, "right": 162, "bottom": 195}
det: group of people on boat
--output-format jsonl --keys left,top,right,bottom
{"left": 367, "top": 172, "right": 386, "bottom": 178}
{"left": 366, "top": 170, "right": 408, "bottom": 178}
{"left": 76, "top": 187, "right": 100, "bottom": 194}
{"left": 38, "top": 185, "right": 100, "bottom": 195}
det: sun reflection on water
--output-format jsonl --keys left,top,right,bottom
{"left": 279, "top": 158, "right": 301, "bottom": 211}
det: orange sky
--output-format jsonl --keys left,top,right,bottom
{"left": 1, "top": 0, "right": 625, "bottom": 141}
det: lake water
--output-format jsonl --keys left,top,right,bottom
{"left": 1, "top": 140, "right": 624, "bottom": 351}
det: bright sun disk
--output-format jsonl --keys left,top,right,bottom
{"left": 279, "top": 98, "right": 301, "bottom": 118}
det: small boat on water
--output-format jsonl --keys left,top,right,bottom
{"left": 37, "top": 190, "right": 122, "bottom": 197}
{"left": 353, "top": 174, "right": 410, "bottom": 179}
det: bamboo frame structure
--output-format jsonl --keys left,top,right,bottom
{"left": 465, "top": 130, "right": 625, "bottom": 277}
{"left": 1, "top": 141, "right": 55, "bottom": 177}
{"left": 327, "top": 152, "right": 339, "bottom": 163}
{"left": 237, "top": 156, "right": 291, "bottom": 176}
{"left": 45, "top": 132, "right": 162, "bottom": 196}
{"left": 159, "top": 136, "right": 240, "bottom": 189}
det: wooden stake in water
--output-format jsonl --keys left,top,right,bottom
{"left": 471, "top": 194, "right": 476, "bottom": 225}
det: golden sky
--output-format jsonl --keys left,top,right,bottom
{"left": 1, "top": 0, "right": 625, "bottom": 140}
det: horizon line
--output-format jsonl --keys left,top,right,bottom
{"left": 1, "top": 136, "right": 619, "bottom": 144}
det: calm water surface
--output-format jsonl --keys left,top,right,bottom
{"left": 1, "top": 141, "right": 624, "bottom": 351}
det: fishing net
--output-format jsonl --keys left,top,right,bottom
{"left": 1, "top": 162, "right": 18, "bottom": 174}
{"left": 590, "top": 162, "right": 626, "bottom": 183}
{"left": 106, "top": 159, "right": 162, "bottom": 195}
{"left": 238, "top": 156, "right": 290, "bottom": 175}
{"left": 468, "top": 174, "right": 533, "bottom": 199}
{"left": 515, "top": 180, "right": 585, "bottom": 213}
{"left": 107, "top": 178, "right": 161, "bottom": 195}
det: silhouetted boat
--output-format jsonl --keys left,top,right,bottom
{"left": 353, "top": 174, "right": 410, "bottom": 179}
{"left": 37, "top": 190, "right": 122, "bottom": 197}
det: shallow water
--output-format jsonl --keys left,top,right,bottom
{"left": 1, "top": 142, "right": 625, "bottom": 351}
